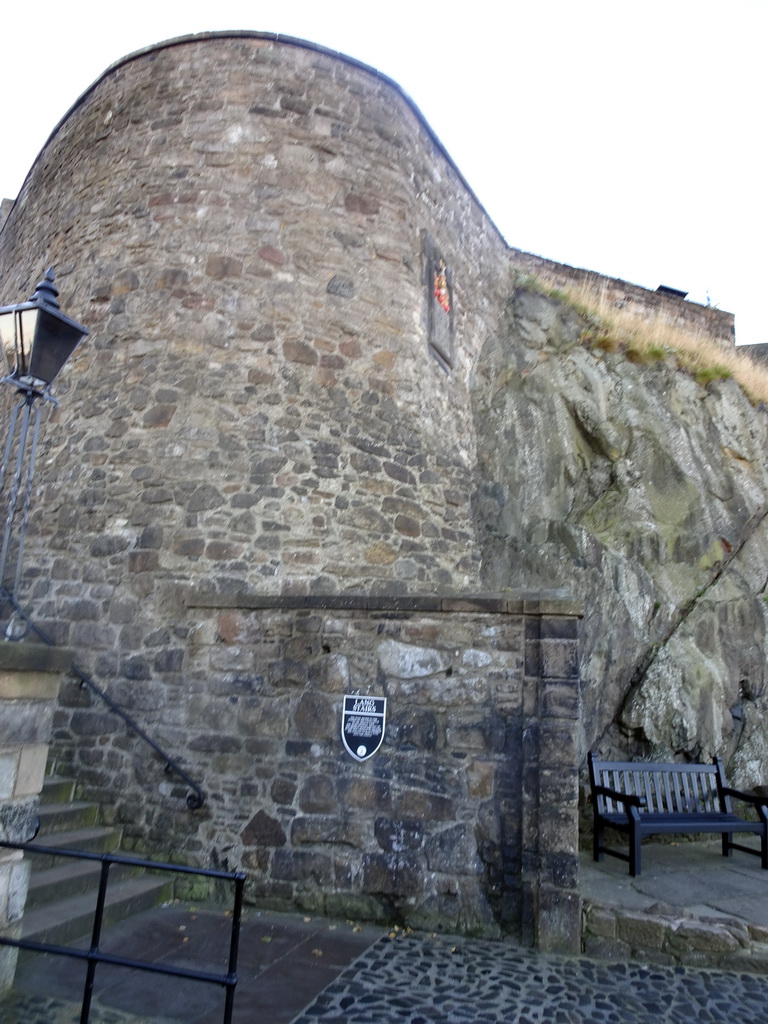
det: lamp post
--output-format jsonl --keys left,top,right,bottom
{"left": 0, "top": 268, "right": 88, "bottom": 624}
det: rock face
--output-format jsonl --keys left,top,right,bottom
{"left": 472, "top": 289, "right": 768, "bottom": 784}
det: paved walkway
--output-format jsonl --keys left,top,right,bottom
{"left": 295, "top": 932, "right": 768, "bottom": 1024}
{"left": 3, "top": 907, "right": 382, "bottom": 1024}
{"left": 4, "top": 839, "right": 768, "bottom": 1023}
{"left": 581, "top": 839, "right": 768, "bottom": 929}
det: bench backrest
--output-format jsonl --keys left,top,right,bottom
{"left": 589, "top": 756, "right": 727, "bottom": 816}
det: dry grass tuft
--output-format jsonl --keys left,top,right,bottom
{"left": 516, "top": 274, "right": 768, "bottom": 405}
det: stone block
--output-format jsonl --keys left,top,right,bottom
{"left": 425, "top": 823, "right": 480, "bottom": 874}
{"left": 0, "top": 672, "right": 60, "bottom": 702}
{"left": 272, "top": 849, "right": 332, "bottom": 884}
{"left": 0, "top": 944, "right": 19, "bottom": 993}
{"left": 7, "top": 855, "right": 30, "bottom": 923}
{"left": 539, "top": 804, "right": 579, "bottom": 856}
{"left": 667, "top": 919, "right": 741, "bottom": 955}
{"left": 0, "top": 799, "right": 38, "bottom": 844}
{"left": 539, "top": 767, "right": 579, "bottom": 805}
{"left": 616, "top": 911, "right": 668, "bottom": 951}
{"left": 583, "top": 904, "right": 617, "bottom": 939}
{"left": 362, "top": 852, "right": 421, "bottom": 897}
{"left": 536, "top": 886, "right": 581, "bottom": 954}
{"left": 581, "top": 934, "right": 632, "bottom": 960}
{"left": 0, "top": 644, "right": 71, "bottom": 678}
{"left": 127, "top": 550, "right": 160, "bottom": 573}
{"left": 537, "top": 722, "right": 579, "bottom": 767}
{"left": 524, "top": 640, "right": 541, "bottom": 678}
{"left": 540, "top": 639, "right": 579, "bottom": 681}
{"left": 446, "top": 712, "right": 506, "bottom": 754}
{"left": 395, "top": 789, "right": 454, "bottom": 821}
{"left": 271, "top": 777, "right": 297, "bottom": 806}
{"left": 537, "top": 616, "right": 580, "bottom": 640}
{"left": 298, "top": 775, "right": 335, "bottom": 814}
{"left": 337, "top": 776, "right": 392, "bottom": 812}
{"left": 241, "top": 810, "right": 286, "bottom": 847}
{"left": 292, "top": 816, "right": 365, "bottom": 847}
{"left": 378, "top": 639, "right": 451, "bottom": 679}
{"left": 540, "top": 852, "right": 579, "bottom": 888}
{"left": 0, "top": 703, "right": 54, "bottom": 745}
{"left": 540, "top": 681, "right": 580, "bottom": 719}
{"left": 293, "top": 691, "right": 334, "bottom": 739}
{"left": 374, "top": 818, "right": 424, "bottom": 852}
{"left": 0, "top": 754, "right": 16, "bottom": 800}
{"left": 390, "top": 708, "right": 438, "bottom": 751}
{"left": 14, "top": 745, "right": 48, "bottom": 798}
{"left": 466, "top": 760, "right": 495, "bottom": 799}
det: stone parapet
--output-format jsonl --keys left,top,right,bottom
{"left": 583, "top": 900, "right": 768, "bottom": 973}
{"left": 0, "top": 641, "right": 71, "bottom": 991}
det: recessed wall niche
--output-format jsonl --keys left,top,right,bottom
{"left": 423, "top": 231, "right": 455, "bottom": 369}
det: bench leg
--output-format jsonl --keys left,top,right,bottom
{"left": 593, "top": 820, "right": 604, "bottom": 862}
{"left": 629, "top": 824, "right": 641, "bottom": 877}
{"left": 722, "top": 832, "right": 732, "bottom": 858}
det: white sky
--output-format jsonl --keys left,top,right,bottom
{"left": 0, "top": 0, "right": 765, "bottom": 343}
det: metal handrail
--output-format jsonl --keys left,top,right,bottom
{"left": 0, "top": 838, "right": 245, "bottom": 1024}
{"left": 0, "top": 588, "right": 205, "bottom": 810}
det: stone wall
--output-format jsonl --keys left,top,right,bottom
{"left": 506, "top": 249, "right": 735, "bottom": 348}
{"left": 50, "top": 591, "right": 582, "bottom": 948}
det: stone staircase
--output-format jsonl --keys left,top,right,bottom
{"left": 20, "top": 777, "right": 172, "bottom": 947}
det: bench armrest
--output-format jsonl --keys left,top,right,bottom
{"left": 592, "top": 785, "right": 647, "bottom": 810}
{"left": 721, "top": 786, "right": 768, "bottom": 809}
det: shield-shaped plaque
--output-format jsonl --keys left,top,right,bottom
{"left": 341, "top": 694, "right": 387, "bottom": 762}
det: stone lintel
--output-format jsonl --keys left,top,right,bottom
{"left": 0, "top": 642, "right": 72, "bottom": 678}
{"left": 0, "top": 672, "right": 62, "bottom": 701}
{"left": 183, "top": 587, "right": 582, "bottom": 619}
{"left": 0, "top": 643, "right": 71, "bottom": 701}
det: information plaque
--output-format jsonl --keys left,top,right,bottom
{"left": 341, "top": 694, "right": 387, "bottom": 762}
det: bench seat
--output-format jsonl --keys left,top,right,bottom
{"left": 589, "top": 752, "right": 768, "bottom": 876}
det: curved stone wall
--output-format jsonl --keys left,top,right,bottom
{"left": 0, "top": 35, "right": 558, "bottom": 937}
{"left": 0, "top": 33, "right": 513, "bottom": 616}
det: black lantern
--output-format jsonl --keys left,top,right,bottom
{"left": 0, "top": 267, "right": 88, "bottom": 616}
{"left": 0, "top": 267, "right": 88, "bottom": 396}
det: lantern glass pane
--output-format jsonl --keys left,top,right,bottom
{"left": 27, "top": 308, "right": 85, "bottom": 387}
{"left": 17, "top": 308, "right": 39, "bottom": 377}
{"left": 0, "top": 310, "right": 15, "bottom": 371}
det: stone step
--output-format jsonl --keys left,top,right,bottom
{"left": 19, "top": 777, "right": 175, "bottom": 956}
{"left": 40, "top": 777, "right": 77, "bottom": 805}
{"left": 36, "top": 800, "right": 98, "bottom": 835}
{"left": 26, "top": 859, "right": 109, "bottom": 909}
{"left": 21, "top": 874, "right": 173, "bottom": 948}
{"left": 26, "top": 824, "right": 122, "bottom": 870}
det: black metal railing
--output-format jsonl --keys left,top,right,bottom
{"left": 0, "top": 588, "right": 205, "bottom": 810}
{"left": 0, "top": 838, "right": 245, "bottom": 1024}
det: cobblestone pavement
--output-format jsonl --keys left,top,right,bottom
{"left": 5, "top": 907, "right": 768, "bottom": 1023}
{"left": 292, "top": 931, "right": 768, "bottom": 1024}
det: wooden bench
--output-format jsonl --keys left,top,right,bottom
{"left": 588, "top": 752, "right": 768, "bottom": 876}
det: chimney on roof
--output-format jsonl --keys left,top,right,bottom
{"left": 656, "top": 284, "right": 688, "bottom": 300}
